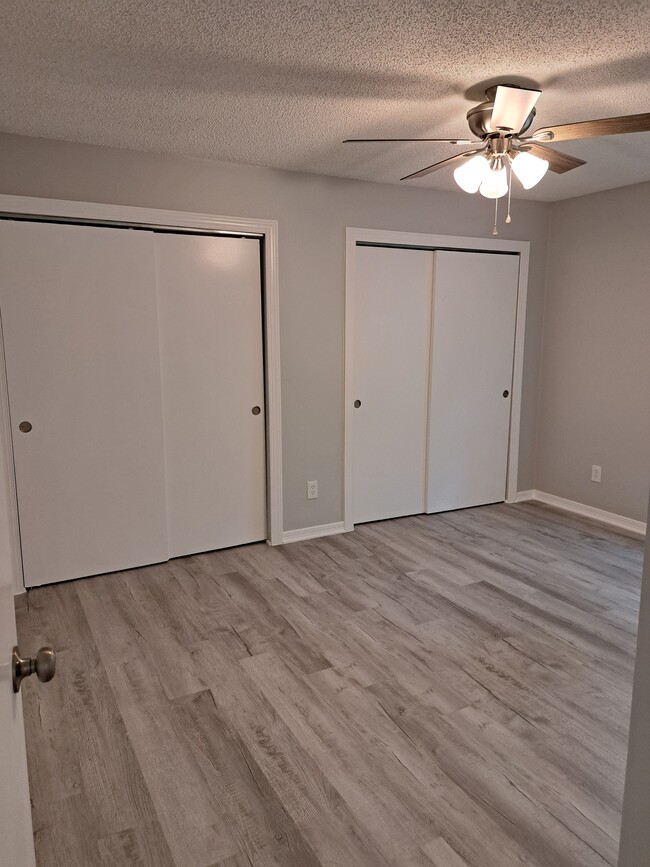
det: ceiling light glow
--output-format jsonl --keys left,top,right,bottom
{"left": 453, "top": 154, "right": 490, "bottom": 193}
{"left": 479, "top": 165, "right": 508, "bottom": 199}
{"left": 511, "top": 151, "right": 549, "bottom": 189}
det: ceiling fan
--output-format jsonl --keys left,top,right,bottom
{"left": 344, "top": 84, "right": 650, "bottom": 231}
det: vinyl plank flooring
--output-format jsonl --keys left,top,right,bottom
{"left": 189, "top": 643, "right": 391, "bottom": 866}
{"left": 240, "top": 651, "right": 443, "bottom": 867}
{"left": 423, "top": 837, "right": 470, "bottom": 867}
{"left": 76, "top": 575, "right": 240, "bottom": 867}
{"left": 16, "top": 503, "right": 644, "bottom": 867}
{"left": 171, "top": 689, "right": 321, "bottom": 867}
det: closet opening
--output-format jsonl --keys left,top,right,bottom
{"left": 344, "top": 227, "right": 530, "bottom": 532}
{"left": 0, "top": 197, "right": 282, "bottom": 591}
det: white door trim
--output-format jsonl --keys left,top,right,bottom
{"left": 0, "top": 195, "right": 283, "bottom": 593}
{"left": 344, "top": 226, "right": 530, "bottom": 533}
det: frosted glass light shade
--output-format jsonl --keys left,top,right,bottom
{"left": 479, "top": 166, "right": 508, "bottom": 199}
{"left": 453, "top": 155, "right": 490, "bottom": 193}
{"left": 511, "top": 151, "right": 549, "bottom": 189}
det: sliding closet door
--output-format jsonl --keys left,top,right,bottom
{"left": 350, "top": 246, "right": 434, "bottom": 523}
{"left": 0, "top": 221, "right": 168, "bottom": 587}
{"left": 426, "top": 250, "right": 519, "bottom": 513}
{"left": 154, "top": 234, "right": 266, "bottom": 557}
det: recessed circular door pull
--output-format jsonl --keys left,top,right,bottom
{"left": 251, "top": 406, "right": 261, "bottom": 415}
{"left": 354, "top": 400, "right": 361, "bottom": 408}
{"left": 19, "top": 421, "right": 32, "bottom": 433}
{"left": 12, "top": 645, "right": 56, "bottom": 693}
{"left": 503, "top": 390, "right": 510, "bottom": 398}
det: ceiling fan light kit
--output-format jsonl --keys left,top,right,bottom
{"left": 453, "top": 149, "right": 549, "bottom": 199}
{"left": 345, "top": 84, "right": 650, "bottom": 232}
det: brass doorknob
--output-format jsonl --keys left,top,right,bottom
{"left": 12, "top": 645, "right": 56, "bottom": 693}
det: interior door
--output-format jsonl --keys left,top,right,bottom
{"left": 426, "top": 250, "right": 519, "bottom": 513}
{"left": 350, "top": 246, "right": 434, "bottom": 524}
{"left": 0, "top": 588, "right": 35, "bottom": 867}
{"left": 0, "top": 221, "right": 168, "bottom": 587}
{"left": 0, "top": 434, "right": 35, "bottom": 864}
{"left": 154, "top": 234, "right": 266, "bottom": 557}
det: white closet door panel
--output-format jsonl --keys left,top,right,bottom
{"left": 351, "top": 246, "right": 433, "bottom": 524}
{"left": 154, "top": 234, "right": 266, "bottom": 557}
{"left": 426, "top": 251, "right": 519, "bottom": 513}
{"left": 0, "top": 221, "right": 168, "bottom": 587}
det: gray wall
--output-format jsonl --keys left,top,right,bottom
{"left": 0, "top": 133, "right": 550, "bottom": 532}
{"left": 619, "top": 495, "right": 650, "bottom": 864}
{"left": 538, "top": 182, "right": 650, "bottom": 522}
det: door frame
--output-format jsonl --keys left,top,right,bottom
{"left": 0, "top": 195, "right": 283, "bottom": 593}
{"left": 344, "top": 226, "right": 530, "bottom": 533}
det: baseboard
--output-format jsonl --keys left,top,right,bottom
{"left": 281, "top": 522, "right": 346, "bottom": 544}
{"left": 514, "top": 490, "right": 646, "bottom": 537}
{"left": 512, "top": 490, "right": 537, "bottom": 504}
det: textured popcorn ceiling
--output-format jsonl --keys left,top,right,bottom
{"left": 1, "top": 0, "right": 649, "bottom": 201}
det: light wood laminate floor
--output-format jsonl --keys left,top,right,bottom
{"left": 16, "top": 503, "right": 644, "bottom": 867}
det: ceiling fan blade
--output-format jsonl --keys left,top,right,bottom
{"left": 343, "top": 137, "right": 475, "bottom": 144}
{"left": 401, "top": 149, "right": 485, "bottom": 181}
{"left": 521, "top": 142, "right": 586, "bottom": 174}
{"left": 491, "top": 85, "right": 541, "bottom": 132}
{"left": 532, "top": 113, "right": 650, "bottom": 142}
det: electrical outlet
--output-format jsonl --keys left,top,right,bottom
{"left": 591, "top": 465, "right": 602, "bottom": 483}
{"left": 307, "top": 480, "right": 318, "bottom": 500}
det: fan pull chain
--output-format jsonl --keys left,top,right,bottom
{"left": 506, "top": 158, "right": 513, "bottom": 224}
{"left": 492, "top": 195, "right": 499, "bottom": 235}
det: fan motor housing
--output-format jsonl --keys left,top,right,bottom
{"left": 467, "top": 87, "right": 537, "bottom": 138}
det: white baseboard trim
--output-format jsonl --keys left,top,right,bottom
{"left": 512, "top": 490, "right": 536, "bottom": 503}
{"left": 514, "top": 490, "right": 646, "bottom": 537}
{"left": 281, "top": 522, "right": 346, "bottom": 544}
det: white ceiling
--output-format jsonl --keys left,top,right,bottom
{"left": 1, "top": 0, "right": 649, "bottom": 201}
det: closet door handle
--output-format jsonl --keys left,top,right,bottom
{"left": 502, "top": 390, "right": 510, "bottom": 398}
{"left": 19, "top": 421, "right": 32, "bottom": 433}
{"left": 251, "top": 406, "right": 261, "bottom": 415}
{"left": 354, "top": 400, "right": 361, "bottom": 408}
